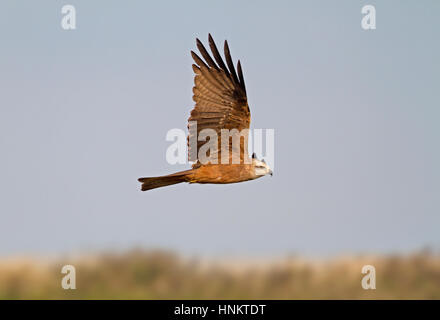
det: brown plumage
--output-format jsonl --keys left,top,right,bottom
{"left": 138, "top": 35, "right": 272, "bottom": 191}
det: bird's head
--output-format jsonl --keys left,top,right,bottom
{"left": 251, "top": 153, "right": 273, "bottom": 177}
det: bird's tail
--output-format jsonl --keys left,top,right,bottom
{"left": 138, "top": 170, "right": 193, "bottom": 191}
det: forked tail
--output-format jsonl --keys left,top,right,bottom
{"left": 138, "top": 170, "right": 192, "bottom": 191}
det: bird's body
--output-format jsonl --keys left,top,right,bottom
{"left": 189, "top": 164, "right": 258, "bottom": 184}
{"left": 138, "top": 163, "right": 261, "bottom": 191}
{"left": 139, "top": 35, "right": 272, "bottom": 191}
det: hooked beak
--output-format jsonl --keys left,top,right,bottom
{"left": 269, "top": 170, "right": 273, "bottom": 176}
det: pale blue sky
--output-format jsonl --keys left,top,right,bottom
{"left": 0, "top": 1, "right": 439, "bottom": 257}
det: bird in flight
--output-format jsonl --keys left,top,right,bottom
{"left": 138, "top": 34, "right": 272, "bottom": 191}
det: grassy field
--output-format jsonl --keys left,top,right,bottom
{"left": 0, "top": 249, "right": 439, "bottom": 299}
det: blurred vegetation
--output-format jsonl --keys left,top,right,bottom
{"left": 0, "top": 249, "right": 439, "bottom": 299}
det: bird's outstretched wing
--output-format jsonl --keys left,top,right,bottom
{"left": 188, "top": 34, "right": 250, "bottom": 166}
